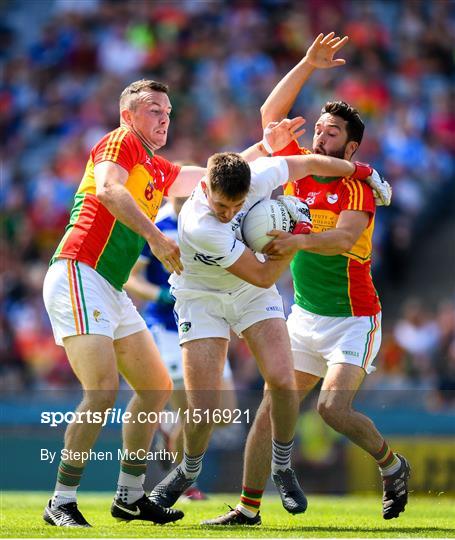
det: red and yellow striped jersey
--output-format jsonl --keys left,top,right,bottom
{"left": 51, "top": 127, "right": 181, "bottom": 290}
{"left": 276, "top": 140, "right": 380, "bottom": 317}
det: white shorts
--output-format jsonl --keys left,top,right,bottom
{"left": 287, "top": 304, "right": 382, "bottom": 378}
{"left": 43, "top": 259, "right": 146, "bottom": 346}
{"left": 149, "top": 324, "right": 233, "bottom": 384}
{"left": 173, "top": 284, "right": 285, "bottom": 344}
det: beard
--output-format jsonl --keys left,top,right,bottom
{"left": 314, "top": 144, "right": 347, "bottom": 159}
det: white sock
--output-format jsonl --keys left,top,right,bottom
{"left": 51, "top": 489, "right": 77, "bottom": 509}
{"left": 381, "top": 454, "right": 402, "bottom": 477}
{"left": 236, "top": 503, "right": 257, "bottom": 518}
{"left": 180, "top": 451, "right": 204, "bottom": 479}
{"left": 271, "top": 439, "right": 293, "bottom": 474}
{"left": 116, "top": 472, "right": 145, "bottom": 504}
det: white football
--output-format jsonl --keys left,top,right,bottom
{"left": 241, "top": 199, "right": 294, "bottom": 253}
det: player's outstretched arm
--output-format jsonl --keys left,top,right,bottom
{"left": 95, "top": 161, "right": 183, "bottom": 274}
{"left": 261, "top": 32, "right": 348, "bottom": 127}
{"left": 284, "top": 153, "right": 369, "bottom": 182}
{"left": 226, "top": 248, "right": 293, "bottom": 289}
{"left": 264, "top": 210, "right": 369, "bottom": 258}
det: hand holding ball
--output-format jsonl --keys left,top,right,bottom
{"left": 241, "top": 196, "right": 312, "bottom": 253}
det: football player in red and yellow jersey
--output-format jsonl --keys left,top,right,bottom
{"left": 42, "top": 80, "right": 209, "bottom": 527}
{"left": 203, "top": 33, "right": 408, "bottom": 527}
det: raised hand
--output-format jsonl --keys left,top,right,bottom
{"left": 263, "top": 116, "right": 306, "bottom": 153}
{"left": 304, "top": 32, "right": 349, "bottom": 69}
{"left": 366, "top": 170, "right": 393, "bottom": 207}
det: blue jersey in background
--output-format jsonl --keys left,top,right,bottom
{"left": 140, "top": 203, "right": 178, "bottom": 332}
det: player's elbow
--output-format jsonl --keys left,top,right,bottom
{"left": 96, "top": 183, "right": 115, "bottom": 204}
{"left": 254, "top": 274, "right": 275, "bottom": 289}
{"left": 260, "top": 105, "right": 273, "bottom": 129}
{"left": 340, "top": 232, "right": 358, "bottom": 253}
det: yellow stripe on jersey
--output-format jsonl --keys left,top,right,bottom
{"left": 354, "top": 179, "right": 361, "bottom": 209}
{"left": 102, "top": 130, "right": 118, "bottom": 162}
{"left": 346, "top": 258, "right": 354, "bottom": 314}
{"left": 343, "top": 178, "right": 367, "bottom": 211}
{"left": 94, "top": 218, "right": 117, "bottom": 269}
{"left": 111, "top": 129, "right": 128, "bottom": 162}
{"left": 106, "top": 129, "right": 123, "bottom": 161}
{"left": 356, "top": 180, "right": 364, "bottom": 210}
{"left": 102, "top": 128, "right": 127, "bottom": 162}
{"left": 343, "top": 179, "right": 354, "bottom": 209}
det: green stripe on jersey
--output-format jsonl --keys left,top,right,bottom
{"left": 95, "top": 220, "right": 145, "bottom": 291}
{"left": 51, "top": 193, "right": 86, "bottom": 263}
{"left": 312, "top": 175, "right": 341, "bottom": 184}
{"left": 291, "top": 251, "right": 353, "bottom": 317}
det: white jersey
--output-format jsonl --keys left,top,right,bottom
{"left": 170, "top": 157, "right": 289, "bottom": 293}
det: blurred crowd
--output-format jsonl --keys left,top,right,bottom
{"left": 1, "top": 0, "right": 454, "bottom": 408}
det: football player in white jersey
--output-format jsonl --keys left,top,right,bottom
{"left": 126, "top": 196, "right": 237, "bottom": 500}
{"left": 150, "top": 149, "right": 374, "bottom": 519}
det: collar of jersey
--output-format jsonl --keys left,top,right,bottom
{"left": 120, "top": 125, "right": 155, "bottom": 158}
{"left": 142, "top": 144, "right": 155, "bottom": 159}
{"left": 312, "top": 175, "right": 342, "bottom": 184}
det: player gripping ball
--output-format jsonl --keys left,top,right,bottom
{"left": 242, "top": 195, "right": 312, "bottom": 253}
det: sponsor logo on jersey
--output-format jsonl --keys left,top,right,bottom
{"left": 305, "top": 191, "right": 320, "bottom": 205}
{"left": 231, "top": 211, "right": 245, "bottom": 232}
{"left": 327, "top": 193, "right": 338, "bottom": 204}
{"left": 179, "top": 321, "right": 191, "bottom": 333}
{"left": 193, "top": 253, "right": 224, "bottom": 266}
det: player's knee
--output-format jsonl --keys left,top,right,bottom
{"left": 160, "top": 374, "right": 173, "bottom": 398}
{"left": 136, "top": 375, "right": 173, "bottom": 409}
{"left": 317, "top": 399, "right": 345, "bottom": 430}
{"left": 84, "top": 387, "right": 118, "bottom": 412}
{"left": 159, "top": 375, "right": 173, "bottom": 405}
{"left": 265, "top": 369, "right": 296, "bottom": 392}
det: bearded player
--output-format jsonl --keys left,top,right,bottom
{"left": 203, "top": 32, "right": 408, "bottom": 526}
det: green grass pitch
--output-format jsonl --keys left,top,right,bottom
{"left": 1, "top": 492, "right": 454, "bottom": 538}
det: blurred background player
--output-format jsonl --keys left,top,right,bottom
{"left": 125, "top": 194, "right": 238, "bottom": 501}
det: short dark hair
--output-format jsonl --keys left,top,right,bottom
{"left": 321, "top": 101, "right": 365, "bottom": 144}
{"left": 207, "top": 152, "right": 251, "bottom": 200}
{"left": 120, "top": 79, "right": 169, "bottom": 112}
